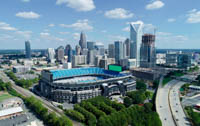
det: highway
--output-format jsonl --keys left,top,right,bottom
{"left": 169, "top": 81, "right": 191, "bottom": 126}
{"left": 156, "top": 79, "right": 178, "bottom": 126}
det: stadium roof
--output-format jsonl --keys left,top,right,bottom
{"left": 50, "top": 67, "right": 126, "bottom": 80}
{"left": 0, "top": 107, "right": 23, "bottom": 117}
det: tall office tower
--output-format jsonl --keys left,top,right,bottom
{"left": 47, "top": 48, "right": 56, "bottom": 63}
{"left": 140, "top": 34, "right": 156, "bottom": 68}
{"left": 25, "top": 41, "right": 31, "bottom": 59}
{"left": 124, "top": 38, "right": 130, "bottom": 57}
{"left": 65, "top": 44, "right": 72, "bottom": 62}
{"left": 75, "top": 45, "right": 81, "bottom": 55}
{"left": 115, "top": 41, "right": 124, "bottom": 64}
{"left": 95, "top": 43, "right": 105, "bottom": 55}
{"left": 87, "top": 50, "right": 95, "bottom": 65}
{"left": 72, "top": 55, "right": 87, "bottom": 68}
{"left": 56, "top": 46, "right": 65, "bottom": 63}
{"left": 108, "top": 44, "right": 115, "bottom": 58}
{"left": 130, "top": 21, "right": 143, "bottom": 67}
{"left": 123, "top": 42, "right": 127, "bottom": 58}
{"left": 87, "top": 41, "right": 95, "bottom": 50}
{"left": 79, "top": 32, "right": 87, "bottom": 49}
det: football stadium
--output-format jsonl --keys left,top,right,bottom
{"left": 39, "top": 67, "right": 136, "bottom": 103}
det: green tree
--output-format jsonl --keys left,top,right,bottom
{"left": 123, "top": 97, "right": 132, "bottom": 107}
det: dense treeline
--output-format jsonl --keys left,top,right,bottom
{"left": 80, "top": 101, "right": 106, "bottom": 119}
{"left": 126, "top": 90, "right": 147, "bottom": 104}
{"left": 6, "top": 71, "right": 38, "bottom": 88}
{"left": 25, "top": 96, "right": 72, "bottom": 126}
{"left": 66, "top": 96, "right": 161, "bottom": 126}
{"left": 74, "top": 104, "right": 97, "bottom": 126}
{"left": 97, "top": 104, "right": 162, "bottom": 126}
{"left": 185, "top": 106, "right": 200, "bottom": 126}
{"left": 65, "top": 109, "right": 85, "bottom": 122}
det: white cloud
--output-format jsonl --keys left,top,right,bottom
{"left": 48, "top": 24, "right": 55, "bottom": 27}
{"left": 122, "top": 26, "right": 129, "bottom": 32}
{"left": 105, "top": 8, "right": 134, "bottom": 19}
{"left": 186, "top": 9, "right": 200, "bottom": 23}
{"left": 16, "top": 30, "right": 32, "bottom": 39}
{"left": 0, "top": 22, "right": 17, "bottom": 31}
{"left": 168, "top": 18, "right": 176, "bottom": 22}
{"left": 109, "top": 35, "right": 126, "bottom": 41}
{"left": 146, "top": 1, "right": 164, "bottom": 10}
{"left": 40, "top": 32, "right": 50, "bottom": 36}
{"left": 60, "top": 19, "right": 93, "bottom": 31}
{"left": 16, "top": 11, "right": 40, "bottom": 19}
{"left": 40, "top": 32, "right": 65, "bottom": 42}
{"left": 56, "top": 0, "right": 95, "bottom": 12}
{"left": 59, "top": 32, "right": 70, "bottom": 35}
{"left": 73, "top": 33, "right": 80, "bottom": 40}
{"left": 21, "top": 0, "right": 30, "bottom": 2}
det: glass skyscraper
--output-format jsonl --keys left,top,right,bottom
{"left": 25, "top": 41, "right": 31, "bottom": 59}
{"left": 115, "top": 41, "right": 123, "bottom": 64}
{"left": 130, "top": 21, "right": 143, "bottom": 67}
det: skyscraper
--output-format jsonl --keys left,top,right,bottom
{"left": 25, "top": 41, "right": 31, "bottom": 59}
{"left": 75, "top": 45, "right": 81, "bottom": 55}
{"left": 65, "top": 44, "right": 72, "bottom": 62}
{"left": 47, "top": 48, "right": 55, "bottom": 63}
{"left": 79, "top": 32, "right": 87, "bottom": 49}
{"left": 140, "top": 34, "right": 156, "bottom": 68}
{"left": 56, "top": 46, "right": 65, "bottom": 63}
{"left": 87, "top": 41, "right": 95, "bottom": 50}
{"left": 130, "top": 21, "right": 143, "bottom": 67}
{"left": 124, "top": 38, "right": 130, "bottom": 57}
{"left": 115, "top": 41, "right": 124, "bottom": 64}
{"left": 108, "top": 44, "right": 115, "bottom": 58}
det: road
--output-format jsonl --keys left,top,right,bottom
{"left": 156, "top": 79, "right": 178, "bottom": 126}
{"left": 169, "top": 81, "right": 191, "bottom": 126}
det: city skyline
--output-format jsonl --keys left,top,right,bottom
{"left": 0, "top": 0, "right": 199, "bottom": 49}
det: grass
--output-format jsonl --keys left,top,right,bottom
{"left": 0, "top": 92, "right": 13, "bottom": 102}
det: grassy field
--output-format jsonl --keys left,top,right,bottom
{"left": 0, "top": 92, "right": 13, "bottom": 102}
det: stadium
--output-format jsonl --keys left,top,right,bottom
{"left": 39, "top": 67, "right": 136, "bottom": 103}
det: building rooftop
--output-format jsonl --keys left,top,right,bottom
{"left": 0, "top": 107, "right": 23, "bottom": 117}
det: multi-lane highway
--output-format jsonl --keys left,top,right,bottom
{"left": 156, "top": 76, "right": 192, "bottom": 126}
{"left": 169, "top": 81, "right": 191, "bottom": 126}
{"left": 156, "top": 79, "right": 178, "bottom": 126}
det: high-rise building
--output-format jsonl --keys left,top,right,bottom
{"left": 79, "top": 32, "right": 87, "bottom": 49}
{"left": 75, "top": 45, "right": 81, "bottom": 55}
{"left": 87, "top": 50, "right": 95, "bottom": 65}
{"left": 56, "top": 46, "right": 65, "bottom": 63}
{"left": 115, "top": 41, "right": 124, "bottom": 64}
{"left": 95, "top": 43, "right": 105, "bottom": 55}
{"left": 87, "top": 41, "right": 95, "bottom": 50}
{"left": 65, "top": 44, "right": 72, "bottom": 62}
{"left": 47, "top": 48, "right": 56, "bottom": 63}
{"left": 124, "top": 38, "right": 130, "bottom": 57}
{"left": 72, "top": 55, "right": 87, "bottom": 68}
{"left": 130, "top": 21, "right": 143, "bottom": 67}
{"left": 25, "top": 41, "right": 31, "bottom": 59}
{"left": 140, "top": 34, "right": 156, "bottom": 68}
{"left": 108, "top": 44, "right": 115, "bottom": 58}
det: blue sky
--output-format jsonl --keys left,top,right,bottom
{"left": 0, "top": 0, "right": 199, "bottom": 49}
